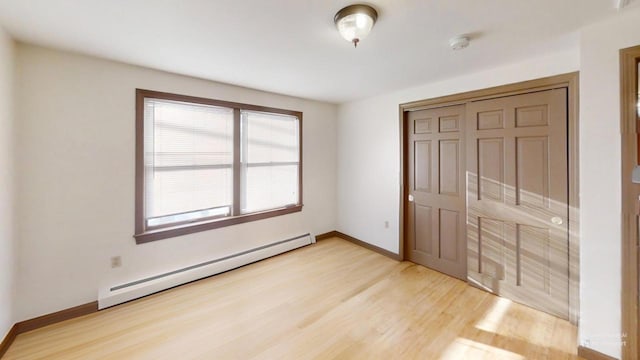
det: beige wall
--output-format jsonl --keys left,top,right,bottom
{"left": 336, "top": 47, "right": 579, "bottom": 252}
{"left": 578, "top": 6, "right": 640, "bottom": 358}
{"left": 8, "top": 7, "right": 640, "bottom": 359}
{"left": 0, "top": 25, "right": 15, "bottom": 340}
{"left": 336, "top": 6, "right": 640, "bottom": 357}
{"left": 14, "top": 44, "right": 338, "bottom": 321}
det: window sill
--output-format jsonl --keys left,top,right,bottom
{"left": 134, "top": 205, "right": 303, "bottom": 244}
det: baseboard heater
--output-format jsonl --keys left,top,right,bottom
{"left": 98, "top": 233, "right": 313, "bottom": 309}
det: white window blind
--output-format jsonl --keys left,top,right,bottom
{"left": 241, "top": 110, "right": 300, "bottom": 214}
{"left": 136, "top": 89, "right": 303, "bottom": 242}
{"left": 144, "top": 98, "right": 234, "bottom": 227}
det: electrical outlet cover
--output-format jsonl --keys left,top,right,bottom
{"left": 111, "top": 256, "right": 122, "bottom": 268}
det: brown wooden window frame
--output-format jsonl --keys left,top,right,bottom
{"left": 134, "top": 89, "right": 303, "bottom": 244}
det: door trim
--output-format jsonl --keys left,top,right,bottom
{"left": 620, "top": 45, "right": 640, "bottom": 360}
{"left": 399, "top": 72, "right": 580, "bottom": 324}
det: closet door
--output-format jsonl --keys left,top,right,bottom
{"left": 466, "top": 88, "right": 569, "bottom": 319}
{"left": 406, "top": 105, "right": 466, "bottom": 280}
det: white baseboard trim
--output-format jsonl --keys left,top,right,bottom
{"left": 99, "top": 233, "right": 312, "bottom": 309}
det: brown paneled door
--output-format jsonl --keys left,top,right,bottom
{"left": 406, "top": 105, "right": 467, "bottom": 280}
{"left": 466, "top": 88, "right": 569, "bottom": 319}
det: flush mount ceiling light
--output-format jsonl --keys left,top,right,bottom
{"left": 449, "top": 36, "right": 470, "bottom": 50}
{"left": 334, "top": 4, "right": 378, "bottom": 48}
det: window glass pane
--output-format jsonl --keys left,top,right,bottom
{"left": 243, "top": 111, "right": 299, "bottom": 163}
{"left": 149, "top": 167, "right": 232, "bottom": 218}
{"left": 240, "top": 110, "right": 300, "bottom": 214}
{"left": 147, "top": 205, "right": 230, "bottom": 227}
{"left": 144, "top": 98, "right": 233, "bottom": 219}
{"left": 242, "top": 165, "right": 299, "bottom": 213}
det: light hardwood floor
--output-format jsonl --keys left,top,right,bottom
{"left": 4, "top": 237, "right": 582, "bottom": 359}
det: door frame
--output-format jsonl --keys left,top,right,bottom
{"left": 398, "top": 72, "right": 580, "bottom": 324}
{"left": 620, "top": 45, "right": 640, "bottom": 360}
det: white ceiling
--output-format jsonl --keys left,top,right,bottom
{"left": 0, "top": 0, "right": 634, "bottom": 103}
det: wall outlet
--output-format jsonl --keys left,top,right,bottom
{"left": 110, "top": 256, "right": 122, "bottom": 268}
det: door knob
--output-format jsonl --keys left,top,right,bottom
{"left": 551, "top": 217, "right": 563, "bottom": 225}
{"left": 408, "top": 194, "right": 414, "bottom": 202}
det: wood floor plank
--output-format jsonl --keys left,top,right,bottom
{"left": 3, "top": 238, "right": 582, "bottom": 359}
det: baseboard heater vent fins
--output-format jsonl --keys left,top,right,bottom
{"left": 99, "top": 233, "right": 312, "bottom": 309}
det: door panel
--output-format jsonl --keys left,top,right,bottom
{"left": 477, "top": 217, "right": 506, "bottom": 280}
{"left": 439, "top": 209, "right": 460, "bottom": 261}
{"left": 516, "top": 137, "right": 549, "bottom": 208}
{"left": 414, "top": 141, "right": 432, "bottom": 192}
{"left": 466, "top": 88, "right": 569, "bottom": 319}
{"left": 478, "top": 138, "right": 505, "bottom": 202}
{"left": 519, "top": 224, "right": 550, "bottom": 292}
{"left": 439, "top": 140, "right": 460, "bottom": 196}
{"left": 407, "top": 105, "right": 466, "bottom": 280}
{"left": 414, "top": 205, "right": 433, "bottom": 254}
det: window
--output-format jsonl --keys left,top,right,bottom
{"left": 135, "top": 89, "right": 302, "bottom": 243}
